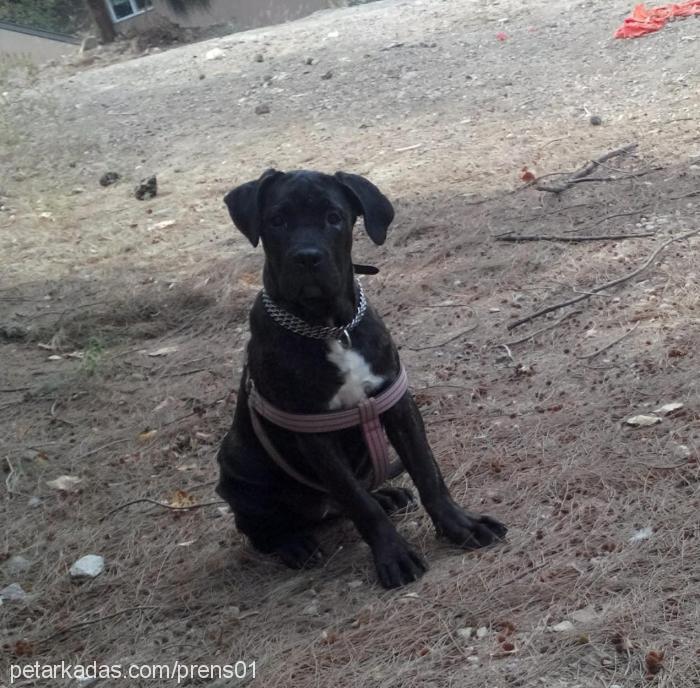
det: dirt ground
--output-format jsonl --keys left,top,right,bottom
{"left": 1, "top": 0, "right": 699, "bottom": 686}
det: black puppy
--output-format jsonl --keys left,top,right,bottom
{"left": 216, "top": 169, "right": 507, "bottom": 588}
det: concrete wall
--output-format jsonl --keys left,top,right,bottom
{"left": 116, "top": 0, "right": 345, "bottom": 34}
{"left": 0, "top": 23, "right": 78, "bottom": 63}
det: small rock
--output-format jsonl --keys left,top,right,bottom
{"left": 321, "top": 70, "right": 333, "bottom": 80}
{"left": 46, "top": 475, "right": 82, "bottom": 492}
{"left": 629, "top": 526, "right": 653, "bottom": 542}
{"left": 456, "top": 627, "right": 474, "bottom": 640}
{"left": 204, "top": 47, "right": 225, "bottom": 60}
{"left": 71, "top": 187, "right": 85, "bottom": 195}
{"left": 551, "top": 620, "right": 574, "bottom": 632}
{"left": 653, "top": 402, "right": 683, "bottom": 415}
{"left": 489, "top": 307, "right": 501, "bottom": 313}
{"left": 253, "top": 53, "right": 264, "bottom": 62}
{"left": 99, "top": 172, "right": 120, "bottom": 187}
{"left": 0, "top": 583, "right": 28, "bottom": 602}
{"left": 70, "top": 555, "right": 105, "bottom": 579}
{"left": 466, "top": 655, "right": 480, "bottom": 664}
{"left": 625, "top": 414, "right": 661, "bottom": 427}
{"left": 589, "top": 115, "right": 603, "bottom": 126}
{"left": 134, "top": 175, "right": 157, "bottom": 200}
{"left": 255, "top": 103, "right": 271, "bottom": 115}
{"left": 673, "top": 444, "right": 691, "bottom": 459}
{"left": 199, "top": 74, "right": 205, "bottom": 80}
{"left": 304, "top": 56, "right": 316, "bottom": 65}
{"left": 570, "top": 605, "right": 598, "bottom": 624}
{"left": 4, "top": 555, "right": 31, "bottom": 576}
{"left": 475, "top": 626, "right": 489, "bottom": 639}
{"left": 302, "top": 602, "right": 319, "bottom": 616}
{"left": 215, "top": 506, "right": 230, "bottom": 518}
{"left": 28, "top": 496, "right": 42, "bottom": 508}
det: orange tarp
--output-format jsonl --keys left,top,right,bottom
{"left": 615, "top": 2, "right": 700, "bottom": 38}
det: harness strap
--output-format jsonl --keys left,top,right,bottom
{"left": 247, "top": 367, "right": 408, "bottom": 492}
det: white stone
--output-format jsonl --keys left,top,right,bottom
{"left": 629, "top": 526, "right": 653, "bottom": 542}
{"left": 475, "top": 626, "right": 489, "bottom": 639}
{"left": 70, "top": 555, "right": 105, "bottom": 579}
{"left": 654, "top": 402, "right": 683, "bottom": 415}
{"left": 551, "top": 620, "right": 574, "bottom": 632}
{"left": 4, "top": 555, "right": 31, "bottom": 576}
{"left": 456, "top": 627, "right": 473, "bottom": 640}
{"left": 1, "top": 583, "right": 28, "bottom": 602}
{"left": 625, "top": 414, "right": 661, "bottom": 427}
{"left": 205, "top": 48, "right": 226, "bottom": 61}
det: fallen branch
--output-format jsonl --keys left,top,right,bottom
{"left": 534, "top": 143, "right": 638, "bottom": 193}
{"left": 576, "top": 323, "right": 639, "bottom": 360}
{"left": 101, "top": 498, "right": 225, "bottom": 521}
{"left": 507, "top": 228, "right": 700, "bottom": 330}
{"left": 40, "top": 606, "right": 162, "bottom": 644}
{"left": 403, "top": 324, "right": 478, "bottom": 351}
{"left": 496, "top": 232, "right": 654, "bottom": 243}
{"left": 504, "top": 310, "right": 582, "bottom": 346}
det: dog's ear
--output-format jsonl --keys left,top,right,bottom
{"left": 223, "top": 168, "right": 282, "bottom": 247}
{"left": 334, "top": 172, "right": 394, "bottom": 245}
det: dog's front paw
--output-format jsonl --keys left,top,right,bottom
{"left": 372, "top": 534, "right": 428, "bottom": 589}
{"left": 433, "top": 501, "right": 507, "bottom": 549}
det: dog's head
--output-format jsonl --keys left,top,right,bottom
{"left": 224, "top": 170, "right": 394, "bottom": 309}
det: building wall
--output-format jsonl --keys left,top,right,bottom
{"left": 115, "top": 0, "right": 345, "bottom": 34}
{"left": 0, "top": 24, "right": 78, "bottom": 62}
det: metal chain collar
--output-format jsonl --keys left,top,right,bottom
{"left": 262, "top": 281, "right": 367, "bottom": 344}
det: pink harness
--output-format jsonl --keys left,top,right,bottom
{"left": 247, "top": 366, "right": 408, "bottom": 492}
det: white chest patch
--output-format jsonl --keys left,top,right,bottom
{"left": 326, "top": 341, "right": 384, "bottom": 411}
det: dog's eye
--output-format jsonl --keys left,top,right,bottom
{"left": 268, "top": 214, "right": 285, "bottom": 229}
{"left": 326, "top": 211, "right": 342, "bottom": 226}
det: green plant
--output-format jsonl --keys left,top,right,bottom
{"left": 81, "top": 337, "right": 105, "bottom": 376}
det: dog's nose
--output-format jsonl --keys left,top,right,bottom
{"left": 292, "top": 248, "right": 323, "bottom": 270}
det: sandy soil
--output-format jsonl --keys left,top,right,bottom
{"left": 1, "top": 1, "right": 699, "bottom": 686}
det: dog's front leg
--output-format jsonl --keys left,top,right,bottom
{"left": 296, "top": 433, "right": 427, "bottom": 588}
{"left": 383, "top": 394, "right": 508, "bottom": 548}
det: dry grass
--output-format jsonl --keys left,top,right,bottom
{"left": 2, "top": 154, "right": 699, "bottom": 687}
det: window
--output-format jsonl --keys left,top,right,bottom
{"left": 105, "top": 0, "right": 153, "bottom": 22}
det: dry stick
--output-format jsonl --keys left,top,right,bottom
{"left": 534, "top": 143, "right": 638, "bottom": 193}
{"left": 507, "top": 228, "right": 700, "bottom": 330}
{"left": 496, "top": 232, "right": 654, "bottom": 243}
{"left": 101, "top": 497, "right": 225, "bottom": 521}
{"left": 403, "top": 323, "right": 478, "bottom": 351}
{"left": 39, "top": 606, "right": 162, "bottom": 644}
{"left": 504, "top": 310, "right": 582, "bottom": 346}
{"left": 576, "top": 323, "right": 640, "bottom": 360}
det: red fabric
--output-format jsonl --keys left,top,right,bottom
{"left": 615, "top": 2, "right": 700, "bottom": 38}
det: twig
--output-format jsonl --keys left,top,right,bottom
{"left": 78, "top": 437, "right": 130, "bottom": 459}
{"left": 39, "top": 606, "right": 162, "bottom": 644}
{"left": 403, "top": 324, "right": 478, "bottom": 351}
{"left": 504, "top": 310, "right": 582, "bottom": 346}
{"left": 508, "top": 228, "right": 700, "bottom": 330}
{"left": 496, "top": 232, "right": 654, "bottom": 243}
{"left": 0, "top": 387, "right": 30, "bottom": 393}
{"left": 576, "top": 323, "right": 640, "bottom": 360}
{"left": 534, "top": 143, "right": 638, "bottom": 193}
{"left": 101, "top": 497, "right": 225, "bottom": 521}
